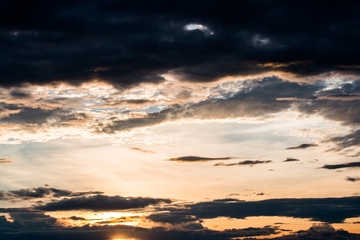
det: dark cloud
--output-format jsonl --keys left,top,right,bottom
{"left": 286, "top": 143, "right": 318, "bottom": 150}
{"left": 0, "top": 107, "right": 88, "bottom": 126}
{"left": 295, "top": 80, "right": 360, "bottom": 126}
{"left": 168, "top": 156, "right": 235, "bottom": 162}
{"left": 214, "top": 160, "right": 272, "bottom": 166}
{"left": 147, "top": 212, "right": 199, "bottom": 224}
{"left": 0, "top": 221, "right": 281, "bottom": 240}
{"left": 0, "top": 187, "right": 103, "bottom": 201}
{"left": 1, "top": 1, "right": 360, "bottom": 88}
{"left": 346, "top": 177, "right": 360, "bottom": 182}
{"left": 260, "top": 224, "right": 359, "bottom": 240}
{"left": 149, "top": 196, "right": 360, "bottom": 223}
{"left": 35, "top": 194, "right": 171, "bottom": 211}
{"left": 297, "top": 100, "right": 360, "bottom": 126}
{"left": 68, "top": 216, "right": 88, "bottom": 221}
{"left": 0, "top": 107, "right": 59, "bottom": 125}
{"left": 0, "top": 209, "right": 280, "bottom": 240}
{"left": 283, "top": 158, "right": 300, "bottom": 162}
{"left": 9, "top": 89, "right": 32, "bottom": 98}
{"left": 321, "top": 162, "right": 360, "bottom": 170}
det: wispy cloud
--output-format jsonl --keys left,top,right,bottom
{"left": 0, "top": 158, "right": 11, "bottom": 164}
{"left": 214, "top": 160, "right": 272, "bottom": 166}
{"left": 168, "top": 156, "right": 235, "bottom": 162}
{"left": 321, "top": 162, "right": 360, "bottom": 170}
{"left": 283, "top": 158, "right": 300, "bottom": 162}
{"left": 286, "top": 143, "right": 318, "bottom": 150}
{"left": 0, "top": 187, "right": 103, "bottom": 201}
{"left": 130, "top": 147, "right": 156, "bottom": 154}
{"left": 346, "top": 176, "right": 360, "bottom": 182}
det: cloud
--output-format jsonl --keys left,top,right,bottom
{"left": 9, "top": 89, "right": 32, "bottom": 99}
{"left": 68, "top": 216, "right": 88, "bottom": 221}
{"left": 346, "top": 176, "right": 360, "bottom": 182}
{"left": 0, "top": 187, "right": 103, "bottom": 201}
{"left": 35, "top": 194, "right": 171, "bottom": 211}
{"left": 328, "top": 129, "right": 360, "bottom": 156}
{"left": 168, "top": 156, "right": 235, "bottom": 162}
{"left": 130, "top": 147, "right": 156, "bottom": 154}
{"left": 0, "top": 158, "right": 11, "bottom": 164}
{"left": 0, "top": 219, "right": 282, "bottom": 240}
{"left": 0, "top": 107, "right": 88, "bottom": 126}
{"left": 149, "top": 196, "right": 360, "bottom": 223}
{"left": 286, "top": 143, "right": 318, "bottom": 150}
{"left": 1, "top": 1, "right": 360, "bottom": 88}
{"left": 283, "top": 158, "right": 300, "bottom": 162}
{"left": 321, "top": 162, "right": 360, "bottom": 170}
{"left": 297, "top": 99, "right": 360, "bottom": 126}
{"left": 262, "top": 224, "right": 356, "bottom": 240}
{"left": 214, "top": 160, "right": 272, "bottom": 166}
{"left": 96, "top": 77, "right": 319, "bottom": 133}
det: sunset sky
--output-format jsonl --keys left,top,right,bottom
{"left": 1, "top": 1, "right": 360, "bottom": 239}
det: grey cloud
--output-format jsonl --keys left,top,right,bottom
{"left": 149, "top": 196, "right": 360, "bottom": 223}
{"left": 261, "top": 225, "right": 358, "bottom": 240}
{"left": 346, "top": 176, "right": 360, "bottom": 182}
{"left": 9, "top": 89, "right": 32, "bottom": 99}
{"left": 214, "top": 160, "right": 272, "bottom": 166}
{"left": 297, "top": 100, "right": 360, "bottom": 126}
{"left": 328, "top": 130, "right": 360, "bottom": 156}
{"left": 168, "top": 156, "right": 235, "bottom": 162}
{"left": 68, "top": 216, "right": 88, "bottom": 221}
{"left": 286, "top": 143, "right": 318, "bottom": 150}
{"left": 0, "top": 187, "right": 103, "bottom": 201}
{"left": 283, "top": 158, "right": 300, "bottom": 162}
{"left": 35, "top": 194, "right": 171, "bottom": 211}
{"left": 0, "top": 107, "right": 88, "bottom": 126}
{"left": 147, "top": 212, "right": 199, "bottom": 224}
{"left": 321, "top": 162, "right": 360, "bottom": 170}
{"left": 0, "top": 221, "right": 281, "bottom": 240}
{"left": 97, "top": 77, "right": 320, "bottom": 133}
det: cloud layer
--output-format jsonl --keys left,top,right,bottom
{"left": 1, "top": 1, "right": 360, "bottom": 87}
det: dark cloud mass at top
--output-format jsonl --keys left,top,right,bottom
{"left": 1, "top": 0, "right": 360, "bottom": 87}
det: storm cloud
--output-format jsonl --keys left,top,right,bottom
{"left": 1, "top": 1, "right": 360, "bottom": 88}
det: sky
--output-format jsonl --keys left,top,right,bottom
{"left": 0, "top": 1, "right": 360, "bottom": 239}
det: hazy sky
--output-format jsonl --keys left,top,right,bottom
{"left": 0, "top": 1, "right": 360, "bottom": 239}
